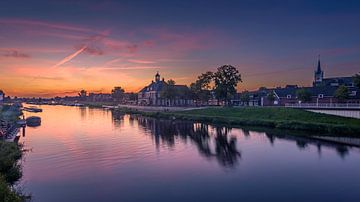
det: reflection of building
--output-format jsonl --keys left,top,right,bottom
{"left": 137, "top": 72, "right": 194, "bottom": 106}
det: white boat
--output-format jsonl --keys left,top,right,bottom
{"left": 24, "top": 106, "right": 43, "bottom": 112}
{"left": 17, "top": 119, "right": 26, "bottom": 126}
{"left": 102, "top": 105, "right": 119, "bottom": 109}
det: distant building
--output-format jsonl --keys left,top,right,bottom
{"left": 313, "top": 57, "right": 354, "bottom": 87}
{"left": 88, "top": 93, "right": 112, "bottom": 102}
{"left": 138, "top": 72, "right": 194, "bottom": 106}
{"left": 0, "top": 90, "right": 4, "bottom": 103}
{"left": 233, "top": 57, "right": 360, "bottom": 107}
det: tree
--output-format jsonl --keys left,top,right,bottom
{"left": 111, "top": 86, "right": 125, "bottom": 102}
{"left": 78, "top": 90, "right": 87, "bottom": 101}
{"left": 197, "top": 71, "right": 213, "bottom": 90}
{"left": 213, "top": 65, "right": 242, "bottom": 106}
{"left": 129, "top": 93, "right": 137, "bottom": 101}
{"left": 296, "top": 88, "right": 312, "bottom": 102}
{"left": 190, "top": 72, "right": 213, "bottom": 105}
{"left": 240, "top": 91, "right": 250, "bottom": 105}
{"left": 167, "top": 79, "right": 176, "bottom": 85}
{"left": 161, "top": 81, "right": 177, "bottom": 106}
{"left": 353, "top": 73, "right": 360, "bottom": 88}
{"left": 334, "top": 85, "right": 349, "bottom": 102}
{"left": 267, "top": 91, "right": 276, "bottom": 103}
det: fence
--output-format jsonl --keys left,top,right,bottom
{"left": 285, "top": 103, "right": 360, "bottom": 109}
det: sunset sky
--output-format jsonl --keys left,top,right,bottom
{"left": 1, "top": 0, "right": 360, "bottom": 97}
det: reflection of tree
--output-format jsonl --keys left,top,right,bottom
{"left": 79, "top": 107, "right": 87, "bottom": 120}
{"left": 296, "top": 140, "right": 308, "bottom": 150}
{"left": 136, "top": 117, "right": 241, "bottom": 168}
{"left": 263, "top": 130, "right": 353, "bottom": 159}
{"left": 111, "top": 110, "right": 125, "bottom": 128}
{"left": 214, "top": 127, "right": 241, "bottom": 167}
{"left": 336, "top": 146, "right": 349, "bottom": 159}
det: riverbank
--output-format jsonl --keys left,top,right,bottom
{"left": 0, "top": 141, "right": 27, "bottom": 202}
{"left": 114, "top": 107, "right": 360, "bottom": 136}
{"left": 0, "top": 104, "right": 27, "bottom": 201}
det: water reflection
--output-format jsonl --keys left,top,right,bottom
{"left": 136, "top": 116, "right": 242, "bottom": 167}
{"left": 263, "top": 131, "right": 353, "bottom": 159}
{"left": 132, "top": 115, "right": 358, "bottom": 166}
{"left": 111, "top": 110, "right": 125, "bottom": 128}
{"left": 19, "top": 105, "right": 360, "bottom": 202}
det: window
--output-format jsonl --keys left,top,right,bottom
{"left": 286, "top": 94, "right": 292, "bottom": 99}
{"left": 350, "top": 91, "right": 357, "bottom": 96}
{"left": 318, "top": 94, "right": 324, "bottom": 98}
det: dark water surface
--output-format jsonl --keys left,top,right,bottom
{"left": 20, "top": 105, "right": 360, "bottom": 202}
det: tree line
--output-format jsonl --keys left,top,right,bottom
{"left": 160, "top": 64, "right": 242, "bottom": 106}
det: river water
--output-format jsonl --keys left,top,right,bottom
{"left": 19, "top": 105, "right": 360, "bottom": 202}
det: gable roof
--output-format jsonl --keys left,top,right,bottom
{"left": 139, "top": 81, "right": 167, "bottom": 93}
{"left": 322, "top": 76, "right": 354, "bottom": 86}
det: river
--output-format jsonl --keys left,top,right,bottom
{"left": 19, "top": 105, "right": 360, "bottom": 202}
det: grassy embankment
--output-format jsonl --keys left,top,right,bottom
{"left": 116, "top": 107, "right": 360, "bottom": 136}
{"left": 0, "top": 141, "right": 24, "bottom": 202}
{"left": 0, "top": 105, "right": 27, "bottom": 202}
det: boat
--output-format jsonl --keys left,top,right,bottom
{"left": 24, "top": 106, "right": 43, "bottom": 112}
{"left": 5, "top": 127, "right": 20, "bottom": 142}
{"left": 17, "top": 119, "right": 26, "bottom": 126}
{"left": 26, "top": 116, "right": 41, "bottom": 127}
{"left": 102, "top": 105, "right": 118, "bottom": 109}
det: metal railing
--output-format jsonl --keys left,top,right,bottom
{"left": 285, "top": 103, "right": 360, "bottom": 109}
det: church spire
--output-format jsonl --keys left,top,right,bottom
{"left": 313, "top": 54, "right": 324, "bottom": 86}
{"left": 155, "top": 71, "right": 160, "bottom": 82}
{"left": 316, "top": 54, "right": 321, "bottom": 72}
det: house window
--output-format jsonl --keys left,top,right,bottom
{"left": 350, "top": 91, "right": 357, "bottom": 96}
{"left": 318, "top": 94, "right": 324, "bottom": 98}
{"left": 286, "top": 94, "right": 292, "bottom": 99}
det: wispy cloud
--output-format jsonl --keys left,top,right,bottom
{"left": 0, "top": 18, "right": 91, "bottom": 32}
{"left": 99, "top": 66, "right": 161, "bottom": 70}
{"left": 2, "top": 50, "right": 30, "bottom": 58}
{"left": 128, "top": 59, "right": 155, "bottom": 64}
{"left": 52, "top": 45, "right": 87, "bottom": 68}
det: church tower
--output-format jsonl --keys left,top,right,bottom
{"left": 313, "top": 55, "right": 324, "bottom": 86}
{"left": 155, "top": 71, "right": 160, "bottom": 82}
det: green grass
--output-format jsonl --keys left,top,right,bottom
{"left": 116, "top": 107, "right": 360, "bottom": 136}
{"left": 173, "top": 107, "right": 360, "bottom": 135}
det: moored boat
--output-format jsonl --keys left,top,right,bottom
{"left": 24, "top": 106, "right": 43, "bottom": 112}
{"left": 26, "top": 116, "right": 41, "bottom": 127}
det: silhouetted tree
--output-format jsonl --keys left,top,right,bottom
{"left": 240, "top": 91, "right": 250, "bottom": 105}
{"left": 111, "top": 86, "right": 125, "bottom": 102}
{"left": 213, "top": 65, "right": 242, "bottom": 106}
{"left": 267, "top": 91, "right": 276, "bottom": 104}
{"left": 334, "top": 85, "right": 349, "bottom": 102}
{"left": 78, "top": 90, "right": 87, "bottom": 101}
{"left": 190, "top": 71, "right": 213, "bottom": 105}
{"left": 128, "top": 93, "right": 137, "bottom": 101}
{"left": 353, "top": 73, "right": 360, "bottom": 88}
{"left": 161, "top": 81, "right": 177, "bottom": 106}
{"left": 167, "top": 79, "right": 176, "bottom": 85}
{"left": 296, "top": 88, "right": 312, "bottom": 102}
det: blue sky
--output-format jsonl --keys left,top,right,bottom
{"left": 0, "top": 0, "right": 359, "bottom": 97}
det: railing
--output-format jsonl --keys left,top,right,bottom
{"left": 285, "top": 103, "right": 360, "bottom": 109}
